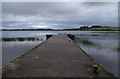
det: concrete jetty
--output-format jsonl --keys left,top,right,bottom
{"left": 2, "top": 34, "right": 115, "bottom": 77}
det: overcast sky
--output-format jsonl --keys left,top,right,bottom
{"left": 2, "top": 2, "right": 118, "bottom": 29}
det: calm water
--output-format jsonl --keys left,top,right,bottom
{"left": 74, "top": 32, "right": 119, "bottom": 77}
{"left": 1, "top": 31, "right": 119, "bottom": 77}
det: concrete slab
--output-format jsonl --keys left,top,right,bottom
{"left": 2, "top": 35, "right": 115, "bottom": 77}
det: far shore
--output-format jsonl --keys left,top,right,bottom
{"left": 1, "top": 26, "right": 120, "bottom": 31}
{"left": 1, "top": 30, "right": 120, "bottom": 32}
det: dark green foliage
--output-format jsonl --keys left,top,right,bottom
{"left": 2, "top": 37, "right": 41, "bottom": 42}
{"left": 80, "top": 26, "right": 90, "bottom": 31}
{"left": 91, "top": 25, "right": 103, "bottom": 28}
{"left": 18, "top": 38, "right": 25, "bottom": 41}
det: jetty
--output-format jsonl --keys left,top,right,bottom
{"left": 2, "top": 34, "right": 115, "bottom": 78}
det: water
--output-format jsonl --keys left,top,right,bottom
{"left": 75, "top": 32, "right": 119, "bottom": 77}
{"left": 2, "top": 31, "right": 81, "bottom": 67}
{"left": 1, "top": 31, "right": 119, "bottom": 77}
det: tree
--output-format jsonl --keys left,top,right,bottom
{"left": 91, "top": 25, "right": 103, "bottom": 28}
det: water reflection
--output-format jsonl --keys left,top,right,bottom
{"left": 76, "top": 34, "right": 100, "bottom": 36}
{"left": 2, "top": 31, "right": 119, "bottom": 77}
{"left": 2, "top": 41, "right": 44, "bottom": 67}
{"left": 75, "top": 32, "right": 118, "bottom": 77}
{"left": 2, "top": 34, "right": 46, "bottom": 67}
{"left": 2, "top": 31, "right": 82, "bottom": 67}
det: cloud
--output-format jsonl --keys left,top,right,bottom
{"left": 2, "top": 2, "right": 118, "bottom": 29}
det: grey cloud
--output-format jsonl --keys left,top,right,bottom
{"left": 2, "top": 2, "right": 118, "bottom": 29}
{"left": 81, "top": 2, "right": 112, "bottom": 7}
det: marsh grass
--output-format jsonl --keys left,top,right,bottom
{"left": 2, "top": 37, "right": 42, "bottom": 42}
{"left": 80, "top": 39, "right": 95, "bottom": 46}
{"left": 92, "top": 32, "right": 119, "bottom": 33}
{"left": 77, "top": 34, "right": 99, "bottom": 36}
{"left": 75, "top": 37, "right": 95, "bottom": 46}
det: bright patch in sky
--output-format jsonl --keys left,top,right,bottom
{"left": 32, "top": 25, "right": 48, "bottom": 28}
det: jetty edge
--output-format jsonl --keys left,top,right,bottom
{"left": 2, "top": 34, "right": 117, "bottom": 78}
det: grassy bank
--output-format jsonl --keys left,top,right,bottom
{"left": 90, "top": 27, "right": 120, "bottom": 31}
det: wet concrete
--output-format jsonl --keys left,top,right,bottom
{"left": 2, "top": 34, "right": 115, "bottom": 77}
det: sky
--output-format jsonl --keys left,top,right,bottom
{"left": 2, "top": 2, "right": 118, "bottom": 29}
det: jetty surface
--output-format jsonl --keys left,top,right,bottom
{"left": 2, "top": 34, "right": 115, "bottom": 77}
